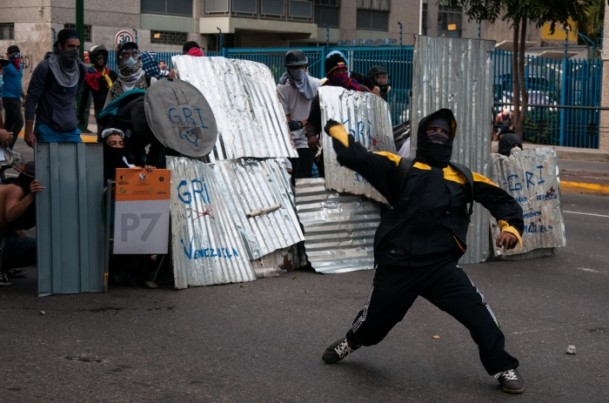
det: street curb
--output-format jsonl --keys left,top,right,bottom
{"left": 561, "top": 181, "right": 609, "bottom": 196}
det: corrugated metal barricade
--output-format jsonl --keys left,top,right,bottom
{"left": 167, "top": 56, "right": 304, "bottom": 287}
{"left": 489, "top": 147, "right": 566, "bottom": 259}
{"left": 36, "top": 143, "right": 105, "bottom": 296}
{"left": 295, "top": 89, "right": 394, "bottom": 274}
{"left": 411, "top": 36, "right": 496, "bottom": 264}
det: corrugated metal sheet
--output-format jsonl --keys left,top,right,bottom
{"left": 319, "top": 86, "right": 395, "bottom": 203}
{"left": 36, "top": 143, "right": 105, "bottom": 296}
{"left": 295, "top": 178, "right": 380, "bottom": 274}
{"left": 489, "top": 147, "right": 566, "bottom": 256}
{"left": 171, "top": 55, "right": 297, "bottom": 162}
{"left": 412, "top": 36, "right": 496, "bottom": 263}
{"left": 168, "top": 156, "right": 304, "bottom": 288}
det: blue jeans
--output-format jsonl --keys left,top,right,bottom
{"left": 35, "top": 121, "right": 82, "bottom": 143}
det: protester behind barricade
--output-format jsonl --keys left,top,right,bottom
{"left": 1, "top": 45, "right": 24, "bottom": 148}
{"left": 277, "top": 49, "right": 321, "bottom": 183}
{"left": 140, "top": 51, "right": 174, "bottom": 83}
{"left": 497, "top": 132, "right": 523, "bottom": 157}
{"left": 24, "top": 29, "right": 86, "bottom": 147}
{"left": 101, "top": 128, "right": 148, "bottom": 182}
{"left": 304, "top": 50, "right": 369, "bottom": 177}
{"left": 78, "top": 45, "right": 117, "bottom": 135}
{"left": 99, "top": 43, "right": 166, "bottom": 168}
{"left": 182, "top": 41, "right": 204, "bottom": 57}
{"left": 0, "top": 161, "right": 42, "bottom": 286}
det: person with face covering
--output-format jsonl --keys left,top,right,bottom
{"left": 24, "top": 29, "right": 86, "bottom": 147}
{"left": 319, "top": 109, "right": 526, "bottom": 395}
{"left": 77, "top": 45, "right": 117, "bottom": 134}
{"left": 0, "top": 161, "right": 42, "bottom": 286}
{"left": 1, "top": 45, "right": 24, "bottom": 148}
{"left": 277, "top": 50, "right": 321, "bottom": 182}
{"left": 304, "top": 51, "right": 369, "bottom": 177}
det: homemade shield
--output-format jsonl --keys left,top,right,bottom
{"left": 144, "top": 79, "right": 218, "bottom": 157}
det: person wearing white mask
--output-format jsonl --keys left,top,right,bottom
{"left": 104, "top": 42, "right": 148, "bottom": 106}
{"left": 276, "top": 50, "right": 320, "bottom": 183}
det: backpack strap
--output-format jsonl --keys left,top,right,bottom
{"left": 449, "top": 162, "right": 474, "bottom": 217}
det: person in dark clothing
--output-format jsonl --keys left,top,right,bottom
{"left": 497, "top": 132, "right": 523, "bottom": 157}
{"left": 304, "top": 51, "right": 369, "bottom": 177}
{"left": 320, "top": 108, "right": 526, "bottom": 394}
{"left": 77, "top": 45, "right": 117, "bottom": 134}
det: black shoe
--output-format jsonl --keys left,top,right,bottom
{"left": 322, "top": 338, "right": 359, "bottom": 364}
{"left": 6, "top": 268, "right": 26, "bottom": 279}
{"left": 0, "top": 271, "right": 12, "bottom": 286}
{"left": 495, "top": 368, "right": 524, "bottom": 394}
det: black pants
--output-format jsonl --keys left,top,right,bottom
{"left": 2, "top": 98, "right": 24, "bottom": 148}
{"left": 346, "top": 260, "right": 519, "bottom": 375}
{"left": 289, "top": 147, "right": 315, "bottom": 184}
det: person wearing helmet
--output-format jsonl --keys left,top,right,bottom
{"left": 367, "top": 65, "right": 390, "bottom": 101}
{"left": 277, "top": 49, "right": 321, "bottom": 182}
{"left": 78, "top": 45, "right": 117, "bottom": 134}
{"left": 319, "top": 109, "right": 525, "bottom": 395}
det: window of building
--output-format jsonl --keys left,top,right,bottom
{"left": 438, "top": 5, "right": 462, "bottom": 38}
{"left": 356, "top": 9, "right": 389, "bottom": 31}
{"left": 314, "top": 0, "right": 340, "bottom": 28}
{"left": 151, "top": 30, "right": 188, "bottom": 45}
{"left": 0, "top": 23, "right": 14, "bottom": 40}
{"left": 356, "top": 0, "right": 389, "bottom": 31}
{"left": 422, "top": 2, "right": 428, "bottom": 35}
{"left": 142, "top": 0, "right": 193, "bottom": 17}
{"left": 64, "top": 23, "right": 92, "bottom": 42}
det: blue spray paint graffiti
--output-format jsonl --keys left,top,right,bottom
{"left": 177, "top": 178, "right": 211, "bottom": 205}
{"left": 168, "top": 106, "right": 210, "bottom": 147}
{"left": 181, "top": 239, "right": 240, "bottom": 260}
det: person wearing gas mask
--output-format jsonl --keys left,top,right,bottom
{"left": 319, "top": 109, "right": 526, "bottom": 395}
{"left": 24, "top": 29, "right": 87, "bottom": 146}
{"left": 277, "top": 49, "right": 320, "bottom": 182}
{"left": 0, "top": 161, "right": 42, "bottom": 286}
{"left": 99, "top": 43, "right": 165, "bottom": 168}
{"left": 77, "top": 45, "right": 117, "bottom": 134}
{"left": 1, "top": 45, "right": 24, "bottom": 148}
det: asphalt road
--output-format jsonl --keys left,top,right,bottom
{"left": 1, "top": 191, "right": 608, "bottom": 402}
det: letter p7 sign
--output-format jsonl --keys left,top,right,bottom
{"left": 113, "top": 168, "right": 171, "bottom": 254}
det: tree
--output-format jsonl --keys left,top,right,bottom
{"left": 444, "top": 0, "right": 588, "bottom": 140}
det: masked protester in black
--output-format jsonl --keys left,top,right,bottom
{"left": 319, "top": 108, "right": 526, "bottom": 395}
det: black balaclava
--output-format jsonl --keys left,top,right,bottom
{"left": 415, "top": 108, "right": 456, "bottom": 168}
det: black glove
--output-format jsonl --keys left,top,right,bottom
{"left": 288, "top": 120, "right": 304, "bottom": 131}
{"left": 324, "top": 119, "right": 341, "bottom": 135}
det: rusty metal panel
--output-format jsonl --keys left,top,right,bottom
{"left": 319, "top": 86, "right": 395, "bottom": 204}
{"left": 489, "top": 147, "right": 566, "bottom": 256}
{"left": 295, "top": 178, "right": 380, "bottom": 274}
{"left": 35, "top": 143, "right": 105, "bottom": 296}
{"left": 168, "top": 156, "right": 304, "bottom": 288}
{"left": 412, "top": 36, "right": 496, "bottom": 263}
{"left": 171, "top": 55, "right": 297, "bottom": 162}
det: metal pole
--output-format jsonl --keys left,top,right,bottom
{"left": 398, "top": 21, "right": 403, "bottom": 46}
{"left": 75, "top": 0, "right": 84, "bottom": 57}
{"left": 217, "top": 27, "right": 222, "bottom": 53}
{"left": 418, "top": 0, "right": 423, "bottom": 35}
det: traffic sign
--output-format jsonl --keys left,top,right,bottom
{"left": 115, "top": 30, "right": 135, "bottom": 46}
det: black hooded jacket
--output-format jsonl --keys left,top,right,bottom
{"left": 326, "top": 109, "right": 524, "bottom": 267}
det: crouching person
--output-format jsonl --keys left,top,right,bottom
{"left": 0, "top": 161, "right": 42, "bottom": 285}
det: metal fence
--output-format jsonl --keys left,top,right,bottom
{"left": 107, "top": 46, "right": 603, "bottom": 148}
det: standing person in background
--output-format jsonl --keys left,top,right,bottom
{"left": 24, "top": 29, "right": 86, "bottom": 146}
{"left": 1, "top": 45, "right": 24, "bottom": 148}
{"left": 366, "top": 65, "right": 391, "bottom": 101}
{"left": 277, "top": 50, "right": 320, "bottom": 183}
{"left": 78, "top": 45, "right": 117, "bottom": 135}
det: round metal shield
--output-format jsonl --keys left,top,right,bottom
{"left": 144, "top": 79, "right": 218, "bottom": 157}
